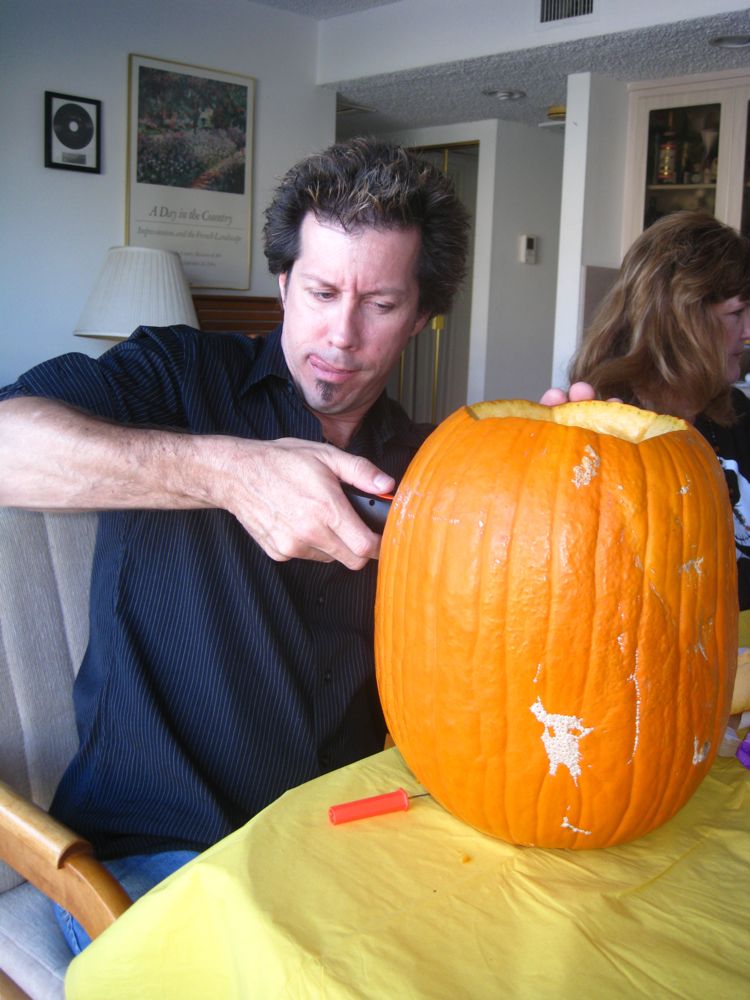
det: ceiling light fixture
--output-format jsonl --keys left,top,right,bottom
{"left": 538, "top": 104, "right": 566, "bottom": 129}
{"left": 481, "top": 88, "right": 526, "bottom": 102}
{"left": 709, "top": 35, "right": 750, "bottom": 48}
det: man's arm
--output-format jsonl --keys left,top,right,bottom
{"left": 0, "top": 396, "right": 394, "bottom": 570}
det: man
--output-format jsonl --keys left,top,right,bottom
{"left": 0, "top": 138, "right": 470, "bottom": 949}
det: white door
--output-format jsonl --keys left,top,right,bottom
{"left": 388, "top": 143, "right": 477, "bottom": 425}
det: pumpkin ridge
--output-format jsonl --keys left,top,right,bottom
{"left": 438, "top": 417, "right": 489, "bottom": 821}
{"left": 669, "top": 433, "right": 732, "bottom": 805}
{"left": 538, "top": 423, "right": 599, "bottom": 845}
{"left": 605, "top": 435, "right": 652, "bottom": 845}
{"left": 451, "top": 414, "right": 533, "bottom": 837}
{"left": 673, "top": 436, "right": 725, "bottom": 805}
{"left": 494, "top": 418, "right": 550, "bottom": 840}
{"left": 530, "top": 423, "right": 577, "bottom": 845}
{"left": 518, "top": 419, "right": 577, "bottom": 844}
{"left": 575, "top": 430, "right": 614, "bottom": 846}
{"left": 501, "top": 420, "right": 547, "bottom": 842}
{"left": 653, "top": 432, "right": 712, "bottom": 821}
{"left": 612, "top": 439, "right": 673, "bottom": 842}
{"left": 668, "top": 434, "right": 708, "bottom": 812}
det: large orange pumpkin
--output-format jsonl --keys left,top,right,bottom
{"left": 375, "top": 400, "right": 738, "bottom": 848}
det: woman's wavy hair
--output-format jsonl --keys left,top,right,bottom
{"left": 569, "top": 211, "right": 750, "bottom": 424}
{"left": 263, "top": 137, "right": 470, "bottom": 318}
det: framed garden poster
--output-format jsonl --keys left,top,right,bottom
{"left": 126, "top": 54, "right": 254, "bottom": 289}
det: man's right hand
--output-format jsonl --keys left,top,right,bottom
{"left": 205, "top": 436, "right": 394, "bottom": 569}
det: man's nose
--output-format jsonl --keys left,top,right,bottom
{"left": 328, "top": 299, "right": 361, "bottom": 350}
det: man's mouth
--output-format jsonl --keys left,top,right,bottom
{"left": 309, "top": 355, "right": 359, "bottom": 383}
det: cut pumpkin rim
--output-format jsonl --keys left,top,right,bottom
{"left": 467, "top": 399, "right": 688, "bottom": 443}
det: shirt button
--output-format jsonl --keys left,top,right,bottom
{"left": 323, "top": 671, "right": 332, "bottom": 683}
{"left": 317, "top": 595, "right": 325, "bottom": 606}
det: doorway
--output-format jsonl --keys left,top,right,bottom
{"left": 387, "top": 143, "right": 478, "bottom": 425}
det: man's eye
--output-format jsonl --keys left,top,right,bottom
{"left": 312, "top": 290, "right": 335, "bottom": 301}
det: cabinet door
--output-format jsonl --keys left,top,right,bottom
{"left": 624, "top": 82, "right": 739, "bottom": 249}
{"left": 739, "top": 93, "right": 750, "bottom": 237}
{"left": 642, "top": 102, "right": 721, "bottom": 230}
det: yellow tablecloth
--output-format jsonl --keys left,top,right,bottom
{"left": 66, "top": 749, "right": 749, "bottom": 1000}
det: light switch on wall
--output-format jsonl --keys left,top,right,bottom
{"left": 518, "top": 234, "right": 537, "bottom": 264}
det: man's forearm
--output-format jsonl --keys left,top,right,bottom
{"left": 0, "top": 395, "right": 393, "bottom": 568}
{"left": 0, "top": 396, "right": 219, "bottom": 511}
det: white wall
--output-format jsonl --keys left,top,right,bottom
{"left": 0, "top": 0, "right": 335, "bottom": 386}
{"left": 485, "top": 120, "right": 564, "bottom": 403}
{"left": 374, "top": 119, "right": 563, "bottom": 406}
{"left": 552, "top": 72, "right": 629, "bottom": 388}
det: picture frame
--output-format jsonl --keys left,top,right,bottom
{"left": 126, "top": 54, "right": 255, "bottom": 290}
{"left": 44, "top": 91, "right": 102, "bottom": 173}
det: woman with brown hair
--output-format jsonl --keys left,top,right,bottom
{"left": 558, "top": 211, "right": 750, "bottom": 609}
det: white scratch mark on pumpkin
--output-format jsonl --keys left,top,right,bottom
{"left": 679, "top": 557, "right": 704, "bottom": 576}
{"left": 692, "top": 738, "right": 711, "bottom": 765}
{"left": 571, "top": 445, "right": 600, "bottom": 489}
{"left": 533, "top": 663, "right": 542, "bottom": 684}
{"left": 678, "top": 478, "right": 691, "bottom": 495}
{"left": 561, "top": 815, "right": 592, "bottom": 836}
{"left": 530, "top": 697, "right": 592, "bottom": 784}
{"left": 628, "top": 665, "right": 641, "bottom": 762}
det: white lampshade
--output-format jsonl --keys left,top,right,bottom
{"left": 74, "top": 245, "right": 199, "bottom": 340}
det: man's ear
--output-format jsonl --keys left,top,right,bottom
{"left": 410, "top": 312, "right": 431, "bottom": 339}
{"left": 278, "top": 272, "right": 288, "bottom": 304}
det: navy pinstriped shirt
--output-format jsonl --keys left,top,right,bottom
{"left": 0, "top": 326, "right": 431, "bottom": 857}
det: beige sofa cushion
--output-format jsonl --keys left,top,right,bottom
{"left": 0, "top": 508, "right": 97, "bottom": 893}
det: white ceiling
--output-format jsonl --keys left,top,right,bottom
{"left": 252, "top": 0, "right": 398, "bottom": 14}
{"left": 251, "top": 3, "right": 750, "bottom": 134}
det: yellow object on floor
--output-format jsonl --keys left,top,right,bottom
{"left": 66, "top": 748, "right": 750, "bottom": 1000}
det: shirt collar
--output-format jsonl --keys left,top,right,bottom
{"left": 241, "top": 324, "right": 290, "bottom": 391}
{"left": 242, "top": 324, "right": 428, "bottom": 457}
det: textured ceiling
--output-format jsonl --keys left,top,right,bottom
{"left": 332, "top": 11, "right": 750, "bottom": 135}
{"left": 250, "top": 0, "right": 397, "bottom": 17}
{"left": 250, "top": 2, "right": 750, "bottom": 135}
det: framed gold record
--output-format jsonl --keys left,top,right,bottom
{"left": 44, "top": 91, "right": 102, "bottom": 174}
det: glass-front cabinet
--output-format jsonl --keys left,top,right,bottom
{"left": 624, "top": 72, "right": 750, "bottom": 249}
{"left": 742, "top": 100, "right": 750, "bottom": 237}
{"left": 643, "top": 103, "right": 721, "bottom": 228}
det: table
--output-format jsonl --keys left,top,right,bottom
{"left": 65, "top": 748, "right": 749, "bottom": 999}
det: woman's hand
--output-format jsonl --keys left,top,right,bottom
{"left": 539, "top": 382, "right": 597, "bottom": 406}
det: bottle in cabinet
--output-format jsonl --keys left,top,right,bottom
{"left": 644, "top": 103, "right": 720, "bottom": 229}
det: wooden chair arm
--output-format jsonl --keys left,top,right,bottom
{"left": 0, "top": 779, "right": 131, "bottom": 939}
{"left": 0, "top": 968, "right": 32, "bottom": 999}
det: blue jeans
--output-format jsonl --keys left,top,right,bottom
{"left": 53, "top": 849, "right": 199, "bottom": 954}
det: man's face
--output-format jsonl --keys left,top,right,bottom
{"left": 279, "top": 213, "right": 429, "bottom": 438}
